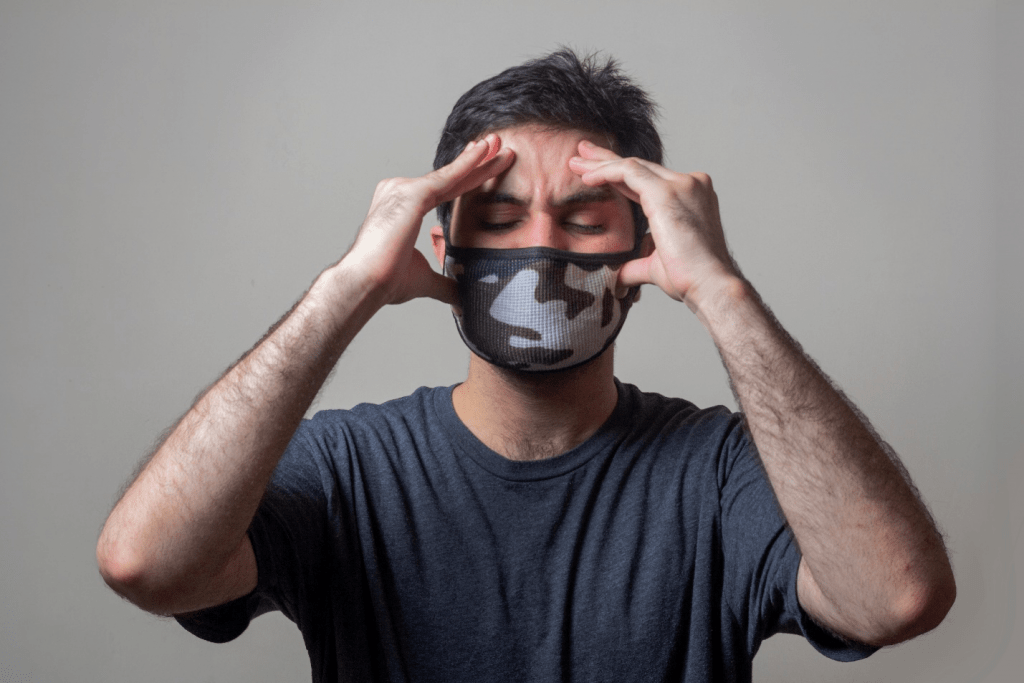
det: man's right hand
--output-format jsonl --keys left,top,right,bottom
{"left": 96, "top": 134, "right": 512, "bottom": 617}
{"left": 344, "top": 133, "right": 514, "bottom": 306}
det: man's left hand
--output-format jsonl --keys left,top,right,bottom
{"left": 569, "top": 140, "right": 742, "bottom": 313}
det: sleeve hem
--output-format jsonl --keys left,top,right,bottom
{"left": 173, "top": 585, "right": 261, "bottom": 644}
{"left": 790, "top": 565, "right": 880, "bottom": 662}
{"left": 173, "top": 527, "right": 268, "bottom": 644}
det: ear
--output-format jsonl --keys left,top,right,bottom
{"left": 430, "top": 225, "right": 446, "bottom": 269}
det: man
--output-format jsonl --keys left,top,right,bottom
{"left": 97, "top": 50, "right": 955, "bottom": 682}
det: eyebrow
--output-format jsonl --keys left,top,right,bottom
{"left": 472, "top": 187, "right": 616, "bottom": 208}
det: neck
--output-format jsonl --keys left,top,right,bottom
{"left": 452, "top": 350, "right": 619, "bottom": 462}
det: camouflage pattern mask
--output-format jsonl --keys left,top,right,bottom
{"left": 444, "top": 244, "right": 641, "bottom": 372}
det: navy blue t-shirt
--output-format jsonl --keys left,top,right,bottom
{"left": 177, "top": 381, "right": 876, "bottom": 681}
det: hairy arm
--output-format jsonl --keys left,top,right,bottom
{"left": 96, "top": 136, "right": 513, "bottom": 616}
{"left": 697, "top": 278, "right": 955, "bottom": 646}
{"left": 96, "top": 266, "right": 384, "bottom": 615}
{"left": 571, "top": 142, "right": 955, "bottom": 646}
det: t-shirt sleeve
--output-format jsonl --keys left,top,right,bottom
{"left": 175, "top": 418, "right": 333, "bottom": 642}
{"left": 716, "top": 414, "right": 879, "bottom": 662}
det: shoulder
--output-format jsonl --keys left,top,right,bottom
{"left": 616, "top": 381, "right": 746, "bottom": 443}
{"left": 614, "top": 381, "right": 754, "bottom": 479}
{"left": 300, "top": 385, "right": 453, "bottom": 439}
{"left": 284, "top": 385, "right": 459, "bottom": 477}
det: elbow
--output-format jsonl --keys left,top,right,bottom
{"left": 96, "top": 531, "right": 175, "bottom": 615}
{"left": 96, "top": 534, "right": 146, "bottom": 607}
{"left": 904, "top": 572, "right": 957, "bottom": 639}
{"left": 875, "top": 567, "right": 957, "bottom": 646}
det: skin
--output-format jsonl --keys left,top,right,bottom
{"left": 430, "top": 128, "right": 636, "bottom": 461}
{"left": 97, "top": 126, "right": 955, "bottom": 649}
{"left": 96, "top": 136, "right": 515, "bottom": 615}
{"left": 564, "top": 134, "right": 957, "bottom": 646}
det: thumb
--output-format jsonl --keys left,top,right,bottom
{"left": 387, "top": 249, "right": 458, "bottom": 306}
{"left": 617, "top": 233, "right": 656, "bottom": 290}
{"left": 421, "top": 269, "right": 459, "bottom": 307}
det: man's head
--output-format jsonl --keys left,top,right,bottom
{"left": 433, "top": 48, "right": 662, "bottom": 245}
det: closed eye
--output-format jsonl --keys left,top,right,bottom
{"left": 480, "top": 221, "right": 604, "bottom": 233}
{"left": 479, "top": 220, "right": 520, "bottom": 231}
{"left": 567, "top": 223, "right": 604, "bottom": 234}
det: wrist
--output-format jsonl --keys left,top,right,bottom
{"left": 690, "top": 274, "right": 781, "bottom": 361}
{"left": 687, "top": 270, "right": 751, "bottom": 324}
{"left": 301, "top": 260, "right": 390, "bottom": 332}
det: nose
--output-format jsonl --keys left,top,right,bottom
{"left": 517, "top": 212, "right": 570, "bottom": 250}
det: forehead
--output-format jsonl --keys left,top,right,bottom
{"left": 477, "top": 126, "right": 613, "bottom": 195}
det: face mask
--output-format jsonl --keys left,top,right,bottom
{"left": 444, "top": 243, "right": 640, "bottom": 372}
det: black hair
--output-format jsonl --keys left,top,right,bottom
{"left": 433, "top": 48, "right": 662, "bottom": 244}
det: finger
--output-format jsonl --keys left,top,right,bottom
{"left": 617, "top": 234, "right": 657, "bottom": 289}
{"left": 427, "top": 137, "right": 492, "bottom": 185}
{"left": 422, "top": 269, "right": 459, "bottom": 307}
{"left": 570, "top": 156, "right": 674, "bottom": 207}
{"left": 391, "top": 250, "right": 460, "bottom": 306}
{"left": 416, "top": 135, "right": 515, "bottom": 210}
{"left": 572, "top": 156, "right": 677, "bottom": 188}
{"left": 427, "top": 132, "right": 506, "bottom": 188}
{"left": 415, "top": 134, "right": 497, "bottom": 203}
{"left": 568, "top": 158, "right": 642, "bottom": 203}
{"left": 436, "top": 147, "right": 515, "bottom": 205}
{"left": 577, "top": 140, "right": 679, "bottom": 181}
{"left": 596, "top": 178, "right": 642, "bottom": 204}
{"left": 618, "top": 257, "right": 653, "bottom": 291}
{"left": 576, "top": 139, "right": 621, "bottom": 161}
{"left": 574, "top": 157, "right": 672, "bottom": 208}
{"left": 480, "top": 132, "right": 501, "bottom": 162}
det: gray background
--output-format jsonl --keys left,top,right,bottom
{"left": 1, "top": 1, "right": 1021, "bottom": 681}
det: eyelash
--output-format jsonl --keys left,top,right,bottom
{"left": 569, "top": 223, "right": 604, "bottom": 234}
{"left": 480, "top": 221, "right": 603, "bottom": 233}
{"left": 480, "top": 221, "right": 518, "bottom": 231}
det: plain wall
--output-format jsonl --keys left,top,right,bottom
{"left": 1, "top": 1, "right": 1020, "bottom": 681}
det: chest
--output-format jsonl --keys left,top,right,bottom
{"left": 341, "top": 460, "right": 720, "bottom": 680}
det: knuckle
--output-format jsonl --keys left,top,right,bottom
{"left": 368, "top": 177, "right": 429, "bottom": 221}
{"left": 389, "top": 179, "right": 420, "bottom": 204}
{"left": 673, "top": 174, "right": 702, "bottom": 194}
{"left": 374, "top": 177, "right": 403, "bottom": 198}
{"left": 692, "top": 172, "right": 713, "bottom": 187}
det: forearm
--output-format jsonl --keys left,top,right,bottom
{"left": 571, "top": 146, "right": 955, "bottom": 643}
{"left": 97, "top": 138, "right": 506, "bottom": 613}
{"left": 97, "top": 261, "right": 385, "bottom": 610}
{"left": 696, "top": 276, "right": 954, "bottom": 644}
